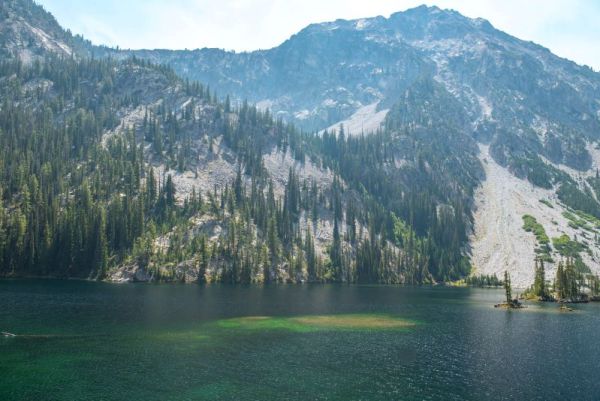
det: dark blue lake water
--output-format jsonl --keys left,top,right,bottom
{"left": 1, "top": 280, "right": 599, "bottom": 400}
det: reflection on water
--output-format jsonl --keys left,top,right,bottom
{"left": 1, "top": 280, "right": 599, "bottom": 400}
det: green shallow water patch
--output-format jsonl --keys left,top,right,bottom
{"left": 215, "top": 314, "right": 417, "bottom": 332}
{"left": 146, "top": 331, "right": 214, "bottom": 353}
{"left": 151, "top": 331, "right": 211, "bottom": 342}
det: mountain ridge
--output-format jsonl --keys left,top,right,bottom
{"left": 116, "top": 5, "right": 599, "bottom": 138}
{"left": 2, "top": 0, "right": 600, "bottom": 287}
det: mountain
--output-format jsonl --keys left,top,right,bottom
{"left": 0, "top": 0, "right": 472, "bottom": 285}
{"left": 129, "top": 6, "right": 600, "bottom": 142}
{"left": 127, "top": 5, "right": 600, "bottom": 287}
{"left": 2, "top": 1, "right": 600, "bottom": 288}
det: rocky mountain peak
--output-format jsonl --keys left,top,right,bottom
{"left": 386, "top": 5, "right": 491, "bottom": 40}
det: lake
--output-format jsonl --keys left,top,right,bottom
{"left": 1, "top": 280, "right": 600, "bottom": 400}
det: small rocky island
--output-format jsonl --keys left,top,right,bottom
{"left": 495, "top": 257, "right": 600, "bottom": 310}
{"left": 494, "top": 271, "right": 524, "bottom": 309}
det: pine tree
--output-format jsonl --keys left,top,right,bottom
{"left": 165, "top": 174, "right": 176, "bottom": 208}
{"left": 330, "top": 218, "right": 342, "bottom": 281}
{"left": 0, "top": 189, "right": 6, "bottom": 273}
{"left": 93, "top": 207, "right": 109, "bottom": 278}
{"left": 305, "top": 228, "right": 316, "bottom": 282}
{"left": 533, "top": 257, "right": 547, "bottom": 299}
{"left": 197, "top": 236, "right": 207, "bottom": 283}
{"left": 554, "top": 261, "right": 566, "bottom": 299}
{"left": 504, "top": 271, "right": 512, "bottom": 304}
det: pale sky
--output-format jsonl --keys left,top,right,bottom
{"left": 37, "top": 0, "right": 600, "bottom": 70}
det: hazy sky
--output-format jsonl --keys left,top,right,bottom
{"left": 37, "top": 0, "right": 600, "bottom": 70}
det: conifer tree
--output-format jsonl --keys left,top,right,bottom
{"left": 533, "top": 257, "right": 547, "bottom": 298}
{"left": 330, "top": 218, "right": 342, "bottom": 280}
{"left": 504, "top": 271, "right": 512, "bottom": 304}
{"left": 554, "top": 261, "right": 565, "bottom": 299}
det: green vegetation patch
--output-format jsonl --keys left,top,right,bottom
{"left": 552, "top": 234, "right": 584, "bottom": 257}
{"left": 522, "top": 215, "right": 554, "bottom": 261}
{"left": 562, "top": 211, "right": 594, "bottom": 231}
{"left": 151, "top": 331, "right": 211, "bottom": 342}
{"left": 216, "top": 314, "right": 416, "bottom": 332}
{"left": 522, "top": 215, "right": 550, "bottom": 244}
{"left": 573, "top": 210, "right": 600, "bottom": 229}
